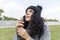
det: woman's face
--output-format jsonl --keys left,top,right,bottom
{"left": 25, "top": 9, "right": 34, "bottom": 21}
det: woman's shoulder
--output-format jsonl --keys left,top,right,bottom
{"left": 40, "top": 22, "right": 51, "bottom": 40}
{"left": 43, "top": 22, "right": 50, "bottom": 36}
{"left": 44, "top": 22, "right": 49, "bottom": 30}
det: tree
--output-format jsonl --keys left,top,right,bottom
{"left": 3, "top": 16, "right": 18, "bottom": 20}
{"left": 0, "top": 9, "right": 4, "bottom": 17}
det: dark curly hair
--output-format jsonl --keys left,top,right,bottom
{"left": 17, "top": 5, "right": 45, "bottom": 40}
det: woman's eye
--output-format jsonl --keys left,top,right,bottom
{"left": 30, "top": 10, "right": 34, "bottom": 13}
{"left": 30, "top": 10, "right": 32, "bottom": 12}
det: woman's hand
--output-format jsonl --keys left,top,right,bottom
{"left": 16, "top": 19, "right": 31, "bottom": 40}
{"left": 16, "top": 18, "right": 24, "bottom": 29}
{"left": 18, "top": 27, "right": 31, "bottom": 40}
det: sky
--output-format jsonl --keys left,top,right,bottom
{"left": 0, "top": 0, "right": 60, "bottom": 21}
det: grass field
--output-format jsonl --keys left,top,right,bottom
{"left": 0, "top": 28, "right": 16, "bottom": 40}
{"left": 0, "top": 25, "right": 60, "bottom": 40}
{"left": 49, "top": 25, "right": 60, "bottom": 40}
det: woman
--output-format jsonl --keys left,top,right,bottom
{"left": 13, "top": 5, "right": 51, "bottom": 40}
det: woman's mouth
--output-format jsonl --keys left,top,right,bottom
{"left": 26, "top": 16, "right": 30, "bottom": 18}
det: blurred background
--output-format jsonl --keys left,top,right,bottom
{"left": 0, "top": 0, "right": 60, "bottom": 40}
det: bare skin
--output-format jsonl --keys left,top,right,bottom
{"left": 16, "top": 9, "right": 34, "bottom": 40}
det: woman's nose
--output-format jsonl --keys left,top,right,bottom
{"left": 27, "top": 13, "right": 29, "bottom": 15}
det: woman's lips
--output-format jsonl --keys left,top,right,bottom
{"left": 26, "top": 16, "right": 30, "bottom": 18}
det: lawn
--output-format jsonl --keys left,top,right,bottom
{"left": 0, "top": 25, "right": 60, "bottom": 40}
{"left": 49, "top": 25, "right": 60, "bottom": 40}
{"left": 0, "top": 28, "right": 16, "bottom": 40}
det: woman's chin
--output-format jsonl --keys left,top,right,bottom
{"left": 26, "top": 19, "right": 30, "bottom": 22}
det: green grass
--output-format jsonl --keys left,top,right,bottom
{"left": 0, "top": 28, "right": 16, "bottom": 40}
{"left": 0, "top": 25, "right": 60, "bottom": 40}
{"left": 49, "top": 25, "right": 60, "bottom": 40}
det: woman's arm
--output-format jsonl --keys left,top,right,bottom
{"left": 39, "top": 24, "right": 51, "bottom": 40}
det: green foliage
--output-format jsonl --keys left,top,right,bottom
{"left": 0, "top": 17, "right": 2, "bottom": 20}
{"left": 0, "top": 9, "right": 4, "bottom": 17}
{"left": 0, "top": 9, "right": 4, "bottom": 14}
{"left": 3, "top": 16, "right": 18, "bottom": 20}
{"left": 45, "top": 19, "right": 58, "bottom": 22}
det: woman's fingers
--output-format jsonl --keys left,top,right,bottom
{"left": 17, "top": 27, "right": 27, "bottom": 39}
{"left": 18, "top": 27, "right": 25, "bottom": 37}
{"left": 18, "top": 27, "right": 25, "bottom": 34}
{"left": 17, "top": 27, "right": 32, "bottom": 40}
{"left": 18, "top": 18, "right": 24, "bottom": 24}
{"left": 16, "top": 19, "right": 24, "bottom": 30}
{"left": 16, "top": 19, "right": 24, "bottom": 27}
{"left": 17, "top": 23, "right": 24, "bottom": 27}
